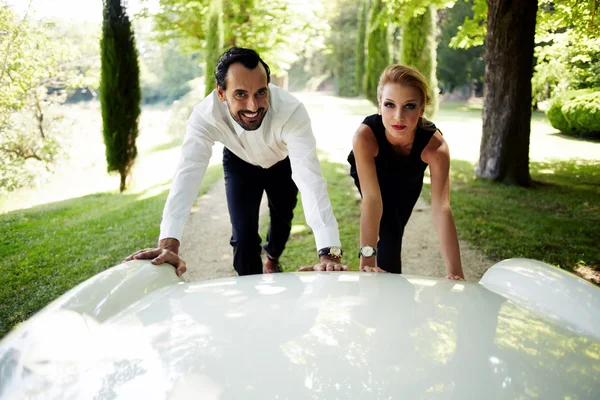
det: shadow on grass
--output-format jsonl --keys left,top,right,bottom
{"left": 547, "top": 131, "right": 600, "bottom": 143}
{"left": 438, "top": 102, "right": 549, "bottom": 124}
{"left": 0, "top": 165, "right": 224, "bottom": 340}
{"left": 425, "top": 159, "right": 600, "bottom": 280}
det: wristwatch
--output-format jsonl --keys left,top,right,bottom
{"left": 318, "top": 246, "right": 343, "bottom": 259}
{"left": 358, "top": 245, "right": 377, "bottom": 258}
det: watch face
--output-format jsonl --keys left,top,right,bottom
{"left": 362, "top": 246, "right": 374, "bottom": 257}
{"left": 330, "top": 246, "right": 342, "bottom": 257}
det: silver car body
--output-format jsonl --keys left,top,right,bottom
{"left": 0, "top": 259, "right": 599, "bottom": 399}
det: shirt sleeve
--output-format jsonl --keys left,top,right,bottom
{"left": 159, "top": 109, "right": 215, "bottom": 242}
{"left": 281, "top": 103, "right": 341, "bottom": 250}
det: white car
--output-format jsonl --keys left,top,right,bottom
{"left": 0, "top": 259, "right": 599, "bottom": 399}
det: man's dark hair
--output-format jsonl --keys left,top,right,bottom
{"left": 214, "top": 47, "right": 271, "bottom": 90}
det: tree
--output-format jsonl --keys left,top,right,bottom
{"left": 401, "top": 4, "right": 439, "bottom": 117}
{"left": 453, "top": 0, "right": 599, "bottom": 103}
{"left": 476, "top": 0, "right": 538, "bottom": 186}
{"left": 141, "top": 0, "right": 328, "bottom": 77}
{"left": 437, "top": 0, "right": 484, "bottom": 95}
{"left": 373, "top": 0, "right": 455, "bottom": 110}
{"left": 0, "top": 3, "right": 92, "bottom": 193}
{"left": 355, "top": 0, "right": 369, "bottom": 94}
{"left": 138, "top": 38, "right": 204, "bottom": 104}
{"left": 204, "top": 0, "right": 224, "bottom": 97}
{"left": 100, "top": 0, "right": 141, "bottom": 192}
{"left": 364, "top": 0, "right": 389, "bottom": 105}
{"left": 327, "top": 0, "right": 360, "bottom": 96}
{"left": 453, "top": 0, "right": 599, "bottom": 186}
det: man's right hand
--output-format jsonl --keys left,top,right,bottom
{"left": 123, "top": 238, "right": 186, "bottom": 276}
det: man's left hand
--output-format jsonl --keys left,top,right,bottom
{"left": 297, "top": 256, "right": 348, "bottom": 272}
{"left": 124, "top": 248, "right": 187, "bottom": 277}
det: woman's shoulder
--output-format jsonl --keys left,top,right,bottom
{"left": 361, "top": 113, "right": 383, "bottom": 130}
{"left": 419, "top": 118, "right": 439, "bottom": 133}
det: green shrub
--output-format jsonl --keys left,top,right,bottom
{"left": 547, "top": 89, "right": 599, "bottom": 139}
{"left": 562, "top": 92, "right": 600, "bottom": 138}
{"left": 547, "top": 97, "right": 571, "bottom": 133}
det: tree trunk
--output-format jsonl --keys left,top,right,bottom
{"left": 476, "top": 0, "right": 538, "bottom": 186}
{"left": 120, "top": 171, "right": 127, "bottom": 192}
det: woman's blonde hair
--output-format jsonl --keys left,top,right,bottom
{"left": 377, "top": 64, "right": 431, "bottom": 109}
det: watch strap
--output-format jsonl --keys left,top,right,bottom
{"left": 358, "top": 245, "right": 377, "bottom": 258}
{"left": 318, "top": 246, "right": 343, "bottom": 258}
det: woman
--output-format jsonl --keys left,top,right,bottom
{"left": 349, "top": 64, "right": 464, "bottom": 280}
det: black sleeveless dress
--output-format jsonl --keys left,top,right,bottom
{"left": 348, "top": 114, "right": 437, "bottom": 273}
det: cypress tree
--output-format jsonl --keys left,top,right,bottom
{"left": 364, "top": 0, "right": 389, "bottom": 106}
{"left": 204, "top": 0, "right": 224, "bottom": 98}
{"left": 100, "top": 0, "right": 141, "bottom": 192}
{"left": 355, "top": 0, "right": 369, "bottom": 95}
{"left": 401, "top": 5, "right": 439, "bottom": 117}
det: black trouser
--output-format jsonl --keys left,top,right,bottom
{"left": 223, "top": 147, "right": 299, "bottom": 276}
{"left": 376, "top": 200, "right": 412, "bottom": 274}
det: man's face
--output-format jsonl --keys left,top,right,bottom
{"left": 216, "top": 62, "right": 269, "bottom": 131}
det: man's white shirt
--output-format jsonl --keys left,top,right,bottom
{"left": 159, "top": 84, "right": 340, "bottom": 250}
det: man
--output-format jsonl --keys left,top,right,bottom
{"left": 126, "top": 47, "right": 347, "bottom": 276}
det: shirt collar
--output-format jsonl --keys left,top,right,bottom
{"left": 225, "top": 106, "right": 246, "bottom": 137}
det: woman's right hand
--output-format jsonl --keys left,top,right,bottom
{"left": 360, "top": 265, "right": 387, "bottom": 273}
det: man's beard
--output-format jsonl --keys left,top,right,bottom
{"left": 230, "top": 108, "right": 266, "bottom": 131}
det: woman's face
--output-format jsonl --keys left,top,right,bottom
{"left": 379, "top": 83, "right": 424, "bottom": 137}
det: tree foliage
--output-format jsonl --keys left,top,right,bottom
{"left": 436, "top": 0, "right": 484, "bottom": 94}
{"left": 138, "top": 38, "right": 204, "bottom": 104}
{"left": 355, "top": 0, "right": 369, "bottom": 95}
{"left": 100, "top": 0, "right": 141, "bottom": 192}
{"left": 134, "top": 19, "right": 202, "bottom": 104}
{"left": 452, "top": 0, "right": 600, "bottom": 102}
{"left": 326, "top": 0, "right": 360, "bottom": 96}
{"left": 140, "top": 0, "right": 328, "bottom": 76}
{"left": 360, "top": 0, "right": 452, "bottom": 106}
{"left": 204, "top": 0, "right": 224, "bottom": 97}
{"left": 533, "top": 30, "right": 600, "bottom": 103}
{"left": 0, "top": 3, "right": 96, "bottom": 194}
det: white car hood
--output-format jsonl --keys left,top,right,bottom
{"left": 1, "top": 268, "right": 599, "bottom": 399}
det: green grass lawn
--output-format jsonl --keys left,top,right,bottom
{"left": 0, "top": 166, "right": 223, "bottom": 339}
{"left": 421, "top": 159, "right": 600, "bottom": 272}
